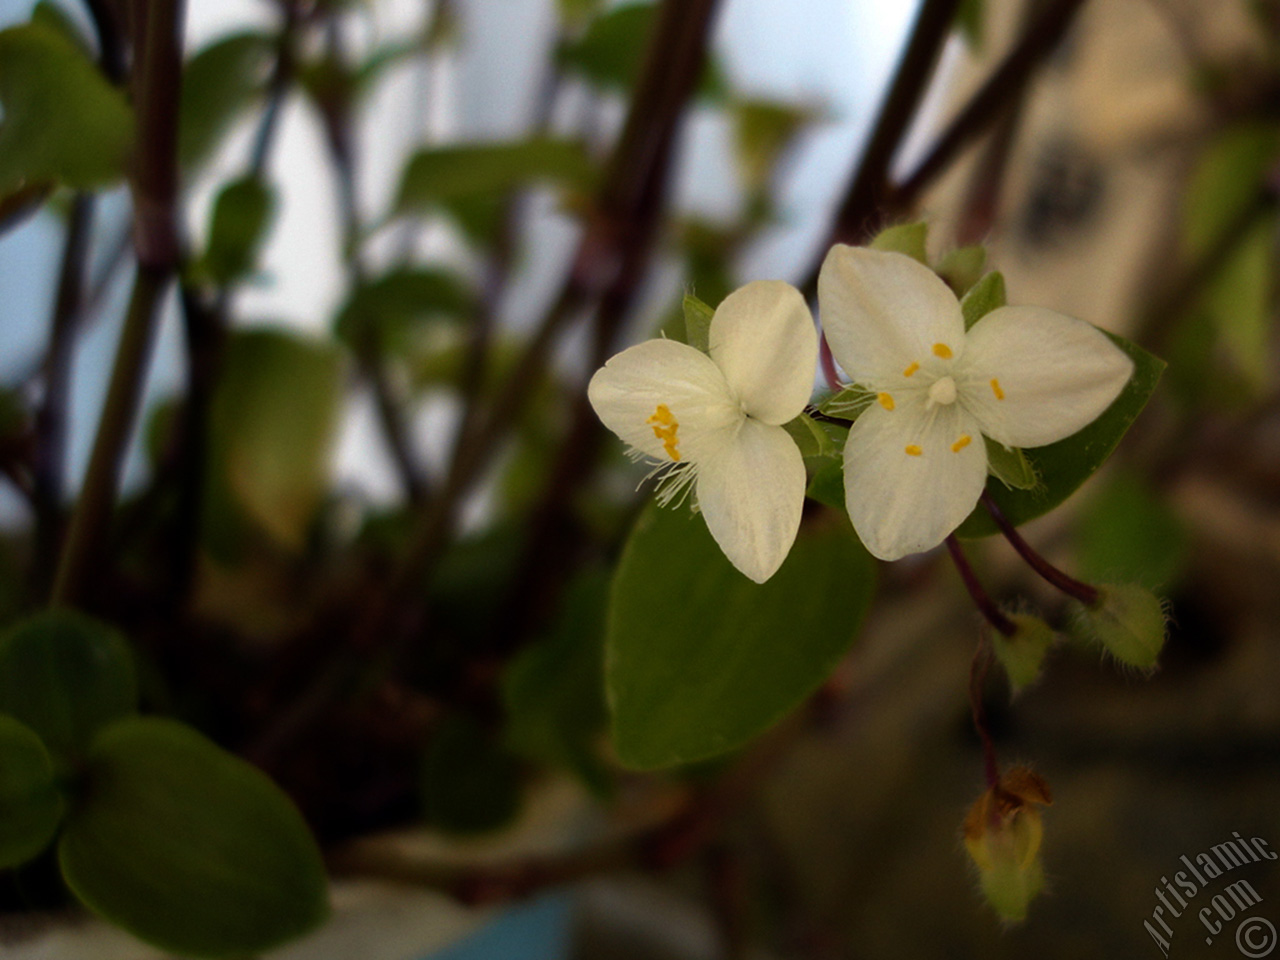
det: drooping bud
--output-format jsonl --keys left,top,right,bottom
{"left": 992, "top": 614, "right": 1055, "bottom": 693}
{"left": 1075, "top": 583, "right": 1167, "bottom": 670}
{"left": 963, "top": 767, "right": 1053, "bottom": 922}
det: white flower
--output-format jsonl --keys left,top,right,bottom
{"left": 588, "top": 280, "right": 818, "bottom": 583}
{"left": 819, "top": 245, "right": 1134, "bottom": 561}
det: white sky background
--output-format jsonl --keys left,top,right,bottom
{"left": 0, "top": 0, "right": 920, "bottom": 522}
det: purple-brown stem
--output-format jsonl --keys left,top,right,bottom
{"left": 945, "top": 535, "right": 1017, "bottom": 636}
{"left": 981, "top": 491, "right": 1099, "bottom": 606}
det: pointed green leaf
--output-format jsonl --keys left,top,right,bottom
{"left": 681, "top": 293, "right": 714, "bottom": 353}
{"left": 393, "top": 139, "right": 596, "bottom": 219}
{"left": 960, "top": 270, "right": 1006, "bottom": 329}
{"left": 196, "top": 175, "right": 275, "bottom": 286}
{"left": 335, "top": 267, "right": 473, "bottom": 355}
{"left": 805, "top": 459, "right": 846, "bottom": 513}
{"left": 0, "top": 715, "right": 65, "bottom": 868}
{"left": 1183, "top": 123, "right": 1280, "bottom": 259}
{"left": 58, "top": 717, "right": 328, "bottom": 958}
{"left": 869, "top": 222, "right": 928, "bottom": 263}
{"left": 1199, "top": 212, "right": 1276, "bottom": 391}
{"left": 956, "top": 332, "right": 1164, "bottom": 537}
{"left": 818, "top": 384, "right": 873, "bottom": 420}
{"left": 984, "top": 437, "right": 1037, "bottom": 490}
{"left": 732, "top": 99, "right": 816, "bottom": 192}
{"left": 211, "top": 329, "right": 344, "bottom": 551}
{"left": 0, "top": 610, "right": 137, "bottom": 761}
{"left": 0, "top": 21, "right": 134, "bottom": 194}
{"left": 937, "top": 244, "right": 987, "bottom": 296}
{"left": 607, "top": 504, "right": 874, "bottom": 770}
{"left": 179, "top": 32, "right": 275, "bottom": 173}
{"left": 558, "top": 3, "right": 726, "bottom": 98}
{"left": 1075, "top": 468, "right": 1188, "bottom": 589}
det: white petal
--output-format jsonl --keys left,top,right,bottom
{"left": 588, "top": 339, "right": 741, "bottom": 463}
{"left": 708, "top": 280, "right": 818, "bottom": 425}
{"left": 843, "top": 400, "right": 987, "bottom": 561}
{"left": 696, "top": 419, "right": 806, "bottom": 583}
{"left": 818, "top": 245, "right": 965, "bottom": 386}
{"left": 960, "top": 306, "right": 1134, "bottom": 449}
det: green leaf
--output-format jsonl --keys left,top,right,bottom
{"left": 31, "top": 1, "right": 92, "bottom": 59}
{"left": 392, "top": 139, "right": 596, "bottom": 226}
{"left": 956, "top": 333, "right": 1165, "bottom": 538}
{"left": 805, "top": 459, "right": 846, "bottom": 513}
{"left": 783, "top": 413, "right": 839, "bottom": 459}
{"left": 869, "top": 222, "right": 928, "bottom": 263}
{"left": 179, "top": 32, "right": 275, "bottom": 173}
{"left": 421, "top": 715, "right": 522, "bottom": 834}
{"left": 984, "top": 437, "right": 1037, "bottom": 490}
{"left": 0, "top": 715, "right": 65, "bottom": 869}
{"left": 817, "top": 384, "right": 873, "bottom": 419}
{"left": 937, "top": 244, "right": 987, "bottom": 296}
{"left": 960, "top": 270, "right": 1006, "bottom": 329}
{"left": 956, "top": 0, "right": 984, "bottom": 49}
{"left": 558, "top": 3, "right": 726, "bottom": 98}
{"left": 1183, "top": 123, "right": 1280, "bottom": 259}
{"left": 0, "top": 610, "right": 137, "bottom": 761}
{"left": 335, "top": 267, "right": 473, "bottom": 355}
{"left": 0, "top": 21, "right": 134, "bottom": 194}
{"left": 211, "top": 329, "right": 344, "bottom": 551}
{"left": 682, "top": 293, "right": 714, "bottom": 353}
{"left": 1075, "top": 468, "right": 1188, "bottom": 589}
{"left": 196, "top": 175, "right": 275, "bottom": 286}
{"left": 607, "top": 504, "right": 875, "bottom": 769}
{"left": 732, "top": 99, "right": 815, "bottom": 193}
{"left": 1198, "top": 212, "right": 1276, "bottom": 391}
{"left": 58, "top": 717, "right": 328, "bottom": 958}
{"left": 502, "top": 570, "right": 611, "bottom": 794}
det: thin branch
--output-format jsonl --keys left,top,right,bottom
{"left": 51, "top": 0, "right": 186, "bottom": 607}
{"left": 888, "top": 0, "right": 1091, "bottom": 215}
{"left": 32, "top": 195, "right": 96, "bottom": 597}
{"left": 821, "top": 0, "right": 966, "bottom": 253}
{"left": 319, "top": 16, "right": 430, "bottom": 506}
{"left": 249, "top": 0, "right": 723, "bottom": 767}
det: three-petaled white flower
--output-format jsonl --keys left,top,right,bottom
{"left": 819, "top": 245, "right": 1134, "bottom": 562}
{"left": 588, "top": 280, "right": 818, "bottom": 583}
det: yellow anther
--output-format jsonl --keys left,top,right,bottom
{"left": 905, "top": 444, "right": 923, "bottom": 457}
{"left": 990, "top": 378, "right": 1005, "bottom": 400}
{"left": 877, "top": 392, "right": 895, "bottom": 411}
{"left": 647, "top": 404, "right": 681, "bottom": 461}
{"left": 647, "top": 403, "right": 675, "bottom": 426}
{"left": 932, "top": 343, "right": 953, "bottom": 359}
{"left": 951, "top": 434, "right": 972, "bottom": 453}
{"left": 903, "top": 361, "right": 920, "bottom": 378}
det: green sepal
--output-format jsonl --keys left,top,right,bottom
{"left": 960, "top": 271, "right": 1006, "bottom": 329}
{"left": 869, "top": 221, "right": 928, "bottom": 263}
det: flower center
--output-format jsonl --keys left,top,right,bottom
{"left": 928, "top": 376, "right": 957, "bottom": 407}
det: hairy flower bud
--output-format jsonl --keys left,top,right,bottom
{"left": 963, "top": 767, "right": 1053, "bottom": 922}
{"left": 1076, "top": 583, "right": 1167, "bottom": 670}
{"left": 993, "top": 614, "right": 1055, "bottom": 693}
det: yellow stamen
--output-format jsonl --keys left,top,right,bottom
{"left": 877, "top": 392, "right": 895, "bottom": 411}
{"left": 905, "top": 444, "right": 923, "bottom": 457}
{"left": 903, "top": 361, "right": 920, "bottom": 378}
{"left": 951, "top": 434, "right": 972, "bottom": 453}
{"left": 647, "top": 404, "right": 681, "bottom": 461}
{"left": 990, "top": 378, "right": 1005, "bottom": 400}
{"left": 932, "top": 343, "right": 953, "bottom": 359}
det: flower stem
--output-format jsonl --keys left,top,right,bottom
{"left": 980, "top": 491, "right": 1099, "bottom": 606}
{"left": 969, "top": 634, "right": 1001, "bottom": 788}
{"left": 819, "top": 335, "right": 841, "bottom": 392}
{"left": 945, "top": 535, "right": 1016, "bottom": 637}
